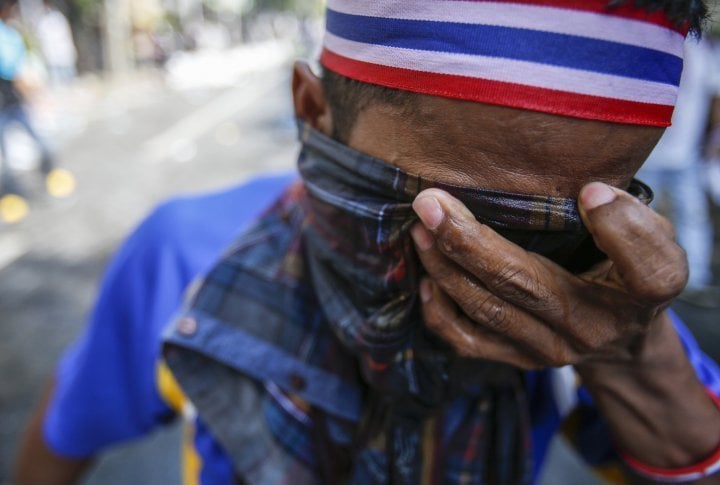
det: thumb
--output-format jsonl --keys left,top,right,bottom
{"left": 578, "top": 182, "right": 687, "bottom": 303}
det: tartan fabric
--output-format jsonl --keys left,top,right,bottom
{"left": 298, "top": 122, "right": 651, "bottom": 278}
{"left": 165, "top": 183, "right": 532, "bottom": 483}
{"left": 164, "top": 125, "right": 655, "bottom": 484}
{"left": 298, "top": 123, "right": 653, "bottom": 370}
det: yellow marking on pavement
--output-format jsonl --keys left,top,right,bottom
{"left": 46, "top": 168, "right": 77, "bottom": 198}
{"left": 0, "top": 194, "right": 29, "bottom": 224}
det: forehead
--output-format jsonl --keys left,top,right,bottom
{"left": 346, "top": 94, "right": 664, "bottom": 196}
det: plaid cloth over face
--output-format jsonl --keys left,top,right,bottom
{"left": 297, "top": 123, "right": 652, "bottom": 483}
{"left": 164, "top": 124, "right": 653, "bottom": 484}
{"left": 165, "top": 180, "right": 533, "bottom": 484}
{"left": 298, "top": 122, "right": 653, "bottom": 361}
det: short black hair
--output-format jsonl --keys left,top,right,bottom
{"left": 611, "top": 0, "right": 708, "bottom": 35}
{"left": 0, "top": 0, "right": 18, "bottom": 9}
{"left": 321, "top": 0, "right": 708, "bottom": 142}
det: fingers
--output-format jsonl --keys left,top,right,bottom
{"left": 578, "top": 182, "right": 688, "bottom": 303}
{"left": 412, "top": 234, "right": 580, "bottom": 366}
{"left": 411, "top": 189, "right": 567, "bottom": 318}
{"left": 419, "top": 278, "right": 545, "bottom": 369}
{"left": 410, "top": 188, "right": 647, "bottom": 354}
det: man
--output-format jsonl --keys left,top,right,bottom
{"left": 13, "top": 1, "right": 720, "bottom": 484}
{"left": 36, "top": 0, "right": 77, "bottom": 87}
{"left": 0, "top": 0, "right": 72, "bottom": 223}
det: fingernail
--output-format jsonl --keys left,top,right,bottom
{"left": 420, "top": 278, "right": 432, "bottom": 303}
{"left": 413, "top": 196, "right": 444, "bottom": 230}
{"left": 581, "top": 182, "right": 617, "bottom": 210}
{"left": 410, "top": 223, "right": 434, "bottom": 251}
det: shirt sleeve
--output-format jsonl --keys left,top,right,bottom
{"left": 43, "top": 174, "right": 297, "bottom": 458}
{"left": 43, "top": 206, "right": 195, "bottom": 457}
{"left": 562, "top": 310, "right": 720, "bottom": 483}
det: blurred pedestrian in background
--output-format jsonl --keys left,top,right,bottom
{"left": 36, "top": 0, "right": 77, "bottom": 87}
{"left": 638, "top": 37, "right": 719, "bottom": 307}
{"left": 0, "top": 0, "right": 74, "bottom": 224}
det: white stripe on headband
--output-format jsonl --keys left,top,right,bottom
{"left": 324, "top": 32, "right": 679, "bottom": 106}
{"left": 328, "top": 0, "right": 684, "bottom": 57}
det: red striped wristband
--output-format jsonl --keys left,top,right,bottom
{"left": 620, "top": 389, "right": 720, "bottom": 483}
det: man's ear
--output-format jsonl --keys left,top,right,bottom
{"left": 292, "top": 62, "right": 333, "bottom": 136}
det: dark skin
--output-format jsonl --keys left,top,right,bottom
{"left": 13, "top": 379, "right": 92, "bottom": 484}
{"left": 13, "top": 62, "right": 720, "bottom": 484}
{"left": 295, "top": 62, "right": 720, "bottom": 482}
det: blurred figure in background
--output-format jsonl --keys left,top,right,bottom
{"left": 36, "top": 0, "right": 77, "bottom": 87}
{"left": 0, "top": 0, "right": 50, "bottom": 221}
{"left": 0, "top": 0, "right": 74, "bottom": 224}
{"left": 638, "top": 38, "right": 718, "bottom": 306}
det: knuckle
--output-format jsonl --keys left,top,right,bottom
{"left": 437, "top": 221, "right": 496, "bottom": 266}
{"left": 490, "top": 265, "right": 524, "bottom": 294}
{"left": 493, "top": 264, "right": 554, "bottom": 311}
{"left": 609, "top": 204, "right": 661, "bottom": 249}
{"left": 662, "top": 268, "right": 689, "bottom": 298}
{"left": 631, "top": 253, "right": 689, "bottom": 302}
{"left": 438, "top": 220, "right": 475, "bottom": 256}
{"left": 465, "top": 295, "right": 510, "bottom": 331}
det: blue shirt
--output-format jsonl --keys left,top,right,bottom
{"left": 44, "top": 174, "right": 296, "bottom": 457}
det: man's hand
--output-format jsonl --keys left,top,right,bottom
{"left": 409, "top": 182, "right": 686, "bottom": 368}
{"left": 410, "top": 182, "right": 720, "bottom": 478}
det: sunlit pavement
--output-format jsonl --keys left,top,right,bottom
{"left": 0, "top": 44, "right": 718, "bottom": 484}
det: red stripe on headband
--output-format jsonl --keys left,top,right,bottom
{"left": 321, "top": 48, "right": 674, "bottom": 127}
{"left": 451, "top": 0, "right": 686, "bottom": 34}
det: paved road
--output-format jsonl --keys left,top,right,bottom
{"left": 1, "top": 59, "right": 718, "bottom": 484}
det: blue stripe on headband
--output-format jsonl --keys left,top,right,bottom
{"left": 325, "top": 9, "right": 683, "bottom": 86}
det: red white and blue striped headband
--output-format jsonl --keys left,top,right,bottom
{"left": 320, "top": 0, "right": 688, "bottom": 127}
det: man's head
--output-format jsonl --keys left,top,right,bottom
{"left": 293, "top": 0, "right": 706, "bottom": 197}
{"left": 0, "top": 0, "right": 18, "bottom": 20}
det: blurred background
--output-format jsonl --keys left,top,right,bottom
{"left": 0, "top": 0, "right": 719, "bottom": 483}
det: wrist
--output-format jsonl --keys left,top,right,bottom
{"left": 575, "top": 310, "right": 681, "bottom": 377}
{"left": 575, "top": 311, "right": 720, "bottom": 469}
{"left": 619, "top": 389, "right": 720, "bottom": 483}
